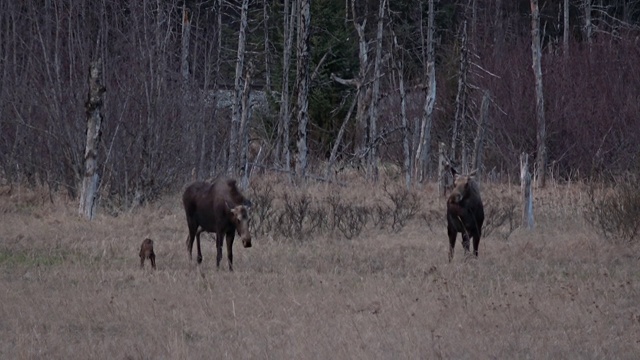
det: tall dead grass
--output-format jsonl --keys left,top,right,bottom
{"left": 0, "top": 178, "right": 639, "bottom": 359}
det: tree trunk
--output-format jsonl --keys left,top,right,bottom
{"left": 414, "top": 0, "right": 436, "bottom": 182}
{"left": 563, "top": 0, "right": 570, "bottom": 56}
{"left": 531, "top": 0, "right": 547, "bottom": 188}
{"left": 520, "top": 153, "right": 534, "bottom": 229}
{"left": 325, "top": 93, "right": 358, "bottom": 179}
{"left": 180, "top": 4, "right": 190, "bottom": 85}
{"left": 208, "top": 0, "right": 223, "bottom": 177}
{"left": 295, "top": 0, "right": 311, "bottom": 179}
{"left": 366, "top": 0, "right": 386, "bottom": 182}
{"left": 437, "top": 142, "right": 447, "bottom": 196}
{"left": 472, "top": 91, "right": 490, "bottom": 176}
{"left": 352, "top": 0, "right": 369, "bottom": 157}
{"left": 450, "top": 20, "right": 468, "bottom": 164}
{"left": 584, "top": 0, "right": 593, "bottom": 45}
{"left": 240, "top": 62, "right": 253, "bottom": 189}
{"left": 228, "top": 0, "right": 249, "bottom": 176}
{"left": 276, "top": 0, "right": 296, "bottom": 173}
{"left": 392, "top": 35, "right": 411, "bottom": 189}
{"left": 263, "top": 0, "right": 272, "bottom": 92}
{"left": 79, "top": 59, "right": 105, "bottom": 220}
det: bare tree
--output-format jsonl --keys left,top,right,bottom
{"left": 520, "top": 153, "right": 534, "bottom": 229}
{"left": 584, "top": 0, "right": 593, "bottom": 45}
{"left": 391, "top": 33, "right": 411, "bottom": 189}
{"left": 263, "top": 0, "right": 272, "bottom": 92}
{"left": 414, "top": 0, "right": 436, "bottom": 182}
{"left": 563, "top": 0, "right": 570, "bottom": 56}
{"left": 472, "top": 91, "right": 490, "bottom": 175}
{"left": 240, "top": 62, "right": 254, "bottom": 188}
{"left": 276, "top": 0, "right": 296, "bottom": 174}
{"left": 531, "top": 0, "right": 547, "bottom": 187}
{"left": 228, "top": 0, "right": 249, "bottom": 176}
{"left": 366, "top": 0, "right": 387, "bottom": 182}
{"left": 79, "top": 59, "right": 105, "bottom": 220}
{"left": 450, "top": 21, "right": 469, "bottom": 167}
{"left": 295, "top": 0, "right": 311, "bottom": 179}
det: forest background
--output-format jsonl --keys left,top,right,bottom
{"left": 1, "top": 0, "right": 639, "bottom": 207}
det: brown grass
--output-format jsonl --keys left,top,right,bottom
{"left": 1, "top": 178, "right": 639, "bottom": 359}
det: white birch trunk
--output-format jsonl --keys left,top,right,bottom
{"left": 450, "top": 20, "right": 468, "bottom": 163}
{"left": 240, "top": 63, "right": 253, "bottom": 189}
{"left": 414, "top": 0, "right": 436, "bottom": 182}
{"left": 228, "top": 0, "right": 249, "bottom": 176}
{"left": 472, "top": 91, "right": 490, "bottom": 176}
{"left": 79, "top": 59, "right": 105, "bottom": 220}
{"left": 563, "top": 0, "right": 570, "bottom": 56}
{"left": 531, "top": 0, "right": 547, "bottom": 188}
{"left": 295, "top": 0, "right": 311, "bottom": 178}
{"left": 277, "top": 0, "right": 296, "bottom": 173}
{"left": 366, "top": 0, "right": 387, "bottom": 182}
{"left": 521, "top": 153, "right": 534, "bottom": 229}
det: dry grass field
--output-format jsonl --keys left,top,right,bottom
{"left": 1, "top": 176, "right": 639, "bottom": 359}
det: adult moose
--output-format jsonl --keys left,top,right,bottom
{"left": 446, "top": 168, "right": 484, "bottom": 262}
{"left": 182, "top": 177, "right": 252, "bottom": 271}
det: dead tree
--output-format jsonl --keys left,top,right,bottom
{"left": 294, "top": 0, "right": 311, "bottom": 179}
{"left": 228, "top": 0, "right": 249, "bottom": 176}
{"left": 414, "top": 0, "right": 436, "bottom": 183}
{"left": 450, "top": 20, "right": 469, "bottom": 168}
{"left": 563, "top": 0, "right": 570, "bottom": 56}
{"left": 240, "top": 62, "right": 253, "bottom": 189}
{"left": 276, "top": 0, "right": 296, "bottom": 173}
{"left": 472, "top": 91, "right": 490, "bottom": 176}
{"left": 325, "top": 93, "right": 358, "bottom": 179}
{"left": 531, "top": 0, "right": 547, "bottom": 187}
{"left": 520, "top": 153, "right": 534, "bottom": 229}
{"left": 366, "top": 0, "right": 387, "bottom": 182}
{"left": 79, "top": 59, "right": 105, "bottom": 220}
{"left": 391, "top": 32, "right": 411, "bottom": 189}
{"left": 263, "top": 0, "right": 272, "bottom": 92}
{"left": 584, "top": 0, "right": 593, "bottom": 45}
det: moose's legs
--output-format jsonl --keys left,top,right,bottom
{"left": 226, "top": 231, "right": 235, "bottom": 271}
{"left": 215, "top": 230, "right": 224, "bottom": 269}
{"left": 447, "top": 225, "right": 457, "bottom": 262}
{"left": 186, "top": 217, "right": 198, "bottom": 261}
{"left": 195, "top": 229, "right": 204, "bottom": 264}
{"left": 472, "top": 233, "right": 480, "bottom": 257}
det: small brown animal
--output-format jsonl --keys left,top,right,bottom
{"left": 446, "top": 168, "right": 484, "bottom": 262}
{"left": 139, "top": 238, "right": 156, "bottom": 269}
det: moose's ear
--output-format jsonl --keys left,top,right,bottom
{"left": 450, "top": 167, "right": 458, "bottom": 177}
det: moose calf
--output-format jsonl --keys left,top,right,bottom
{"left": 139, "top": 238, "right": 156, "bottom": 269}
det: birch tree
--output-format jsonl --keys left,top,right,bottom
{"left": 563, "top": 0, "right": 570, "bottom": 56}
{"left": 414, "top": 0, "right": 436, "bottom": 182}
{"left": 366, "top": 0, "right": 387, "bottom": 182}
{"left": 276, "top": 0, "right": 296, "bottom": 173}
{"left": 294, "top": 0, "right": 311, "bottom": 179}
{"left": 450, "top": 20, "right": 469, "bottom": 168}
{"left": 79, "top": 59, "right": 105, "bottom": 220}
{"left": 531, "top": 0, "right": 547, "bottom": 187}
{"left": 228, "top": 0, "right": 249, "bottom": 176}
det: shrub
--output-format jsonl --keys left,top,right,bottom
{"left": 584, "top": 175, "right": 640, "bottom": 242}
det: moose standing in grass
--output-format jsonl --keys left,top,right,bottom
{"left": 446, "top": 168, "right": 485, "bottom": 262}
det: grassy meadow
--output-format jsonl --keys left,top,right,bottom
{"left": 0, "top": 176, "right": 639, "bottom": 359}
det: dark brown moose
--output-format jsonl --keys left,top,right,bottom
{"left": 182, "top": 177, "right": 252, "bottom": 271}
{"left": 139, "top": 238, "right": 156, "bottom": 269}
{"left": 446, "top": 168, "right": 484, "bottom": 262}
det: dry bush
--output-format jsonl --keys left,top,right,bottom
{"left": 584, "top": 176, "right": 640, "bottom": 242}
{"left": 248, "top": 180, "right": 277, "bottom": 236}
{"left": 482, "top": 191, "right": 518, "bottom": 241}
{"left": 332, "top": 201, "right": 370, "bottom": 240}
{"left": 276, "top": 191, "right": 327, "bottom": 240}
{"left": 383, "top": 182, "right": 421, "bottom": 233}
